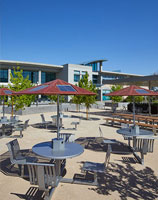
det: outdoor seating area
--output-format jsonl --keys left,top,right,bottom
{"left": 1, "top": 0, "right": 158, "bottom": 199}
{"left": 0, "top": 108, "right": 158, "bottom": 200}
{"left": 105, "top": 113, "right": 158, "bottom": 134}
{"left": 0, "top": 116, "right": 30, "bottom": 138}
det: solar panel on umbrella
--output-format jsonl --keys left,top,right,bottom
{"left": 135, "top": 89, "right": 149, "bottom": 94}
{"left": 57, "top": 85, "right": 76, "bottom": 92}
{"left": 4, "top": 90, "right": 13, "bottom": 95}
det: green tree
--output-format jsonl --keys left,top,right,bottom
{"left": 110, "top": 85, "right": 123, "bottom": 112}
{"left": 8, "top": 67, "right": 35, "bottom": 113}
{"left": 125, "top": 96, "right": 144, "bottom": 103}
{"left": 48, "top": 95, "right": 65, "bottom": 104}
{"left": 71, "top": 89, "right": 83, "bottom": 112}
{"left": 72, "top": 72, "right": 97, "bottom": 119}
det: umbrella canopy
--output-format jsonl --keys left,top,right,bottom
{"left": 104, "top": 85, "right": 158, "bottom": 126}
{"left": 16, "top": 79, "right": 96, "bottom": 139}
{"left": 104, "top": 85, "right": 157, "bottom": 96}
{"left": 0, "top": 88, "right": 16, "bottom": 117}
{"left": 0, "top": 88, "right": 15, "bottom": 96}
{"left": 16, "top": 79, "right": 96, "bottom": 96}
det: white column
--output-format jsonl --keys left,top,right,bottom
{"left": 38, "top": 70, "right": 42, "bottom": 99}
{"left": 8, "top": 68, "right": 11, "bottom": 83}
{"left": 99, "top": 61, "right": 102, "bottom": 72}
{"left": 38, "top": 70, "right": 41, "bottom": 84}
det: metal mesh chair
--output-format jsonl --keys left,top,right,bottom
{"left": 40, "top": 114, "right": 52, "bottom": 129}
{"left": 19, "top": 162, "right": 59, "bottom": 200}
{"left": 132, "top": 136, "right": 157, "bottom": 164}
{"left": 81, "top": 144, "right": 111, "bottom": 185}
{"left": 13, "top": 120, "right": 30, "bottom": 137}
{"left": 6, "top": 139, "right": 38, "bottom": 176}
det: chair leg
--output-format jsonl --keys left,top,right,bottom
{"left": 20, "top": 130, "right": 23, "bottom": 138}
{"left": 18, "top": 164, "right": 25, "bottom": 177}
{"left": 93, "top": 173, "right": 98, "bottom": 185}
{"left": 44, "top": 189, "right": 50, "bottom": 200}
{"left": 140, "top": 152, "right": 144, "bottom": 165}
{"left": 153, "top": 127, "right": 157, "bottom": 135}
{"left": 75, "top": 123, "right": 77, "bottom": 130}
{"left": 44, "top": 187, "right": 56, "bottom": 200}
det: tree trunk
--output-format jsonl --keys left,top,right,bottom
{"left": 86, "top": 107, "right": 89, "bottom": 120}
{"left": 12, "top": 100, "right": 14, "bottom": 116}
{"left": 76, "top": 104, "right": 79, "bottom": 112}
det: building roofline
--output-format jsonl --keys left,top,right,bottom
{"left": 102, "top": 74, "right": 158, "bottom": 87}
{"left": 80, "top": 59, "right": 107, "bottom": 65}
{"left": 100, "top": 70, "right": 143, "bottom": 77}
{"left": 0, "top": 60, "right": 63, "bottom": 69}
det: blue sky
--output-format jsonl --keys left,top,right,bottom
{"left": 0, "top": 0, "right": 157, "bottom": 75}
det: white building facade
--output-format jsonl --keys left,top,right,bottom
{"left": 0, "top": 59, "right": 143, "bottom": 101}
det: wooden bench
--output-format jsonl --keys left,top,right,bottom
{"left": 112, "top": 113, "right": 158, "bottom": 125}
{"left": 105, "top": 118, "right": 158, "bottom": 135}
{"left": 105, "top": 118, "right": 133, "bottom": 126}
{"left": 136, "top": 122, "right": 158, "bottom": 135}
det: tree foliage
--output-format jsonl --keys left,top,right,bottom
{"left": 48, "top": 95, "right": 65, "bottom": 103}
{"left": 8, "top": 67, "right": 35, "bottom": 112}
{"left": 72, "top": 72, "right": 97, "bottom": 119}
{"left": 71, "top": 92, "right": 83, "bottom": 112}
{"left": 125, "top": 96, "right": 144, "bottom": 103}
{"left": 110, "top": 85, "right": 123, "bottom": 103}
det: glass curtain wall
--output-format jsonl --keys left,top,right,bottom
{"left": 23, "top": 71, "right": 38, "bottom": 83}
{"left": 0, "top": 69, "right": 8, "bottom": 82}
{"left": 74, "top": 70, "right": 80, "bottom": 82}
{"left": 11, "top": 69, "right": 39, "bottom": 83}
{"left": 41, "top": 72, "right": 56, "bottom": 83}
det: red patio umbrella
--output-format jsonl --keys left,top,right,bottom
{"left": 104, "top": 85, "right": 157, "bottom": 125}
{"left": 0, "top": 88, "right": 16, "bottom": 117}
{"left": 16, "top": 79, "right": 96, "bottom": 139}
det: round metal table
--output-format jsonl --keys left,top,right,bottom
{"left": 117, "top": 127, "right": 154, "bottom": 137}
{"left": 116, "top": 127, "right": 154, "bottom": 164}
{"left": 32, "top": 141, "right": 84, "bottom": 160}
{"left": 32, "top": 140, "right": 84, "bottom": 177}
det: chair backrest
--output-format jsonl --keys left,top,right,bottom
{"left": 23, "top": 119, "right": 29, "bottom": 129}
{"left": 26, "top": 162, "right": 57, "bottom": 190}
{"left": 40, "top": 114, "right": 46, "bottom": 123}
{"left": 60, "top": 133, "right": 75, "bottom": 142}
{"left": 121, "top": 123, "right": 129, "bottom": 128}
{"left": 99, "top": 126, "right": 103, "bottom": 137}
{"left": 1, "top": 116, "right": 7, "bottom": 122}
{"left": 104, "top": 144, "right": 112, "bottom": 169}
{"left": 133, "top": 137, "right": 155, "bottom": 154}
{"left": 6, "top": 139, "right": 21, "bottom": 164}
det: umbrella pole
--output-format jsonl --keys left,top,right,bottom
{"left": 11, "top": 97, "right": 13, "bottom": 117}
{"left": 148, "top": 96, "right": 151, "bottom": 116}
{"left": 3, "top": 96, "right": 5, "bottom": 118}
{"left": 133, "top": 96, "right": 136, "bottom": 126}
{"left": 57, "top": 95, "right": 60, "bottom": 139}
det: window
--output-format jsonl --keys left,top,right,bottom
{"left": 74, "top": 74, "right": 80, "bottom": 82}
{"left": 74, "top": 70, "right": 80, "bottom": 82}
{"left": 41, "top": 72, "right": 56, "bottom": 83}
{"left": 92, "top": 75, "right": 98, "bottom": 84}
{"left": 0, "top": 69, "right": 8, "bottom": 82}
{"left": 81, "top": 71, "right": 86, "bottom": 78}
{"left": 23, "top": 71, "right": 38, "bottom": 83}
{"left": 11, "top": 69, "right": 39, "bottom": 83}
{"left": 92, "top": 63, "right": 97, "bottom": 72}
{"left": 102, "top": 90, "right": 111, "bottom": 101}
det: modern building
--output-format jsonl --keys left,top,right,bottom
{"left": 0, "top": 59, "right": 143, "bottom": 101}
